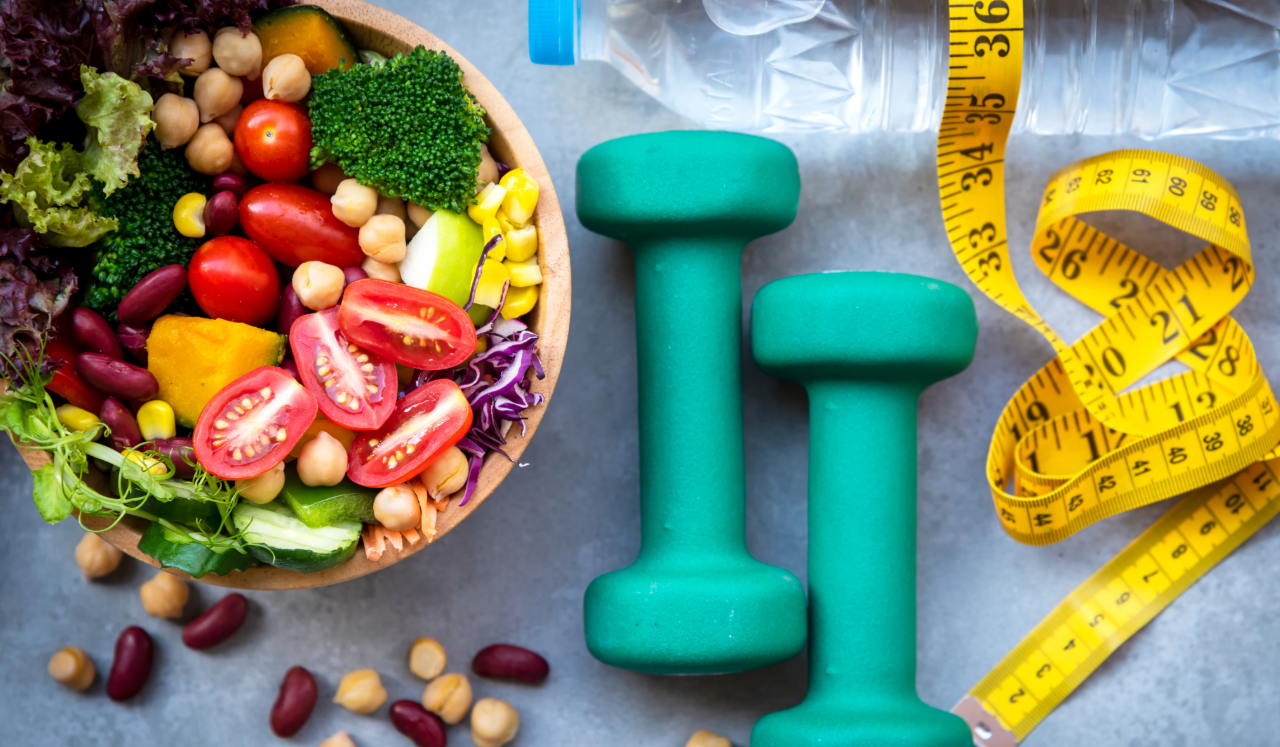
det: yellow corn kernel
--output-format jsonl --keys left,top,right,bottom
{"left": 137, "top": 401, "right": 177, "bottom": 441}
{"left": 126, "top": 450, "right": 168, "bottom": 476}
{"left": 498, "top": 168, "right": 539, "bottom": 224}
{"left": 504, "top": 224, "right": 538, "bottom": 263}
{"left": 494, "top": 209, "right": 521, "bottom": 234}
{"left": 472, "top": 258, "right": 510, "bottom": 309}
{"left": 55, "top": 405, "right": 102, "bottom": 436}
{"left": 466, "top": 182, "right": 507, "bottom": 224}
{"left": 500, "top": 284, "right": 538, "bottom": 320}
{"left": 173, "top": 192, "right": 207, "bottom": 238}
{"left": 481, "top": 217, "right": 507, "bottom": 261}
{"left": 504, "top": 256, "right": 542, "bottom": 287}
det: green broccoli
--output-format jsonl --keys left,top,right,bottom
{"left": 83, "top": 140, "right": 209, "bottom": 317}
{"left": 308, "top": 46, "right": 492, "bottom": 214}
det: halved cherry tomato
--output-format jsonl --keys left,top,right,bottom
{"left": 290, "top": 307, "right": 396, "bottom": 431}
{"left": 239, "top": 183, "right": 364, "bottom": 268}
{"left": 193, "top": 367, "right": 318, "bottom": 480}
{"left": 234, "top": 100, "right": 312, "bottom": 182}
{"left": 45, "top": 327, "right": 106, "bottom": 413}
{"left": 189, "top": 236, "right": 282, "bottom": 325}
{"left": 347, "top": 379, "right": 473, "bottom": 488}
{"left": 337, "top": 279, "right": 477, "bottom": 370}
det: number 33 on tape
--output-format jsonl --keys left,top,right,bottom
{"left": 938, "top": 1, "right": 1280, "bottom": 744}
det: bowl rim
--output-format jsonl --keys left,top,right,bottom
{"left": 11, "top": 0, "right": 572, "bottom": 590}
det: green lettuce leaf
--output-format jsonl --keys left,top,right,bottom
{"left": 0, "top": 138, "right": 118, "bottom": 247}
{"left": 77, "top": 65, "right": 156, "bottom": 196}
{"left": 32, "top": 462, "right": 73, "bottom": 523}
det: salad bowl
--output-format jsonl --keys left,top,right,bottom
{"left": 13, "top": 0, "right": 570, "bottom": 590}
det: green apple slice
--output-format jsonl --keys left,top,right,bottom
{"left": 398, "top": 209, "right": 486, "bottom": 309}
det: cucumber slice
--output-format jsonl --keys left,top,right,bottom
{"left": 233, "top": 501, "right": 361, "bottom": 573}
{"left": 114, "top": 468, "right": 224, "bottom": 530}
{"left": 279, "top": 467, "right": 377, "bottom": 528}
{"left": 136, "top": 522, "right": 256, "bottom": 578}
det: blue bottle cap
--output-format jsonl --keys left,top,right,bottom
{"left": 529, "top": 0, "right": 576, "bottom": 65}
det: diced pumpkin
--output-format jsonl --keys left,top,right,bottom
{"left": 255, "top": 4, "right": 360, "bottom": 74}
{"left": 147, "top": 315, "right": 287, "bottom": 427}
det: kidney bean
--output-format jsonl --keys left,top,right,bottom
{"left": 212, "top": 173, "right": 250, "bottom": 200}
{"left": 100, "top": 397, "right": 143, "bottom": 450}
{"left": 106, "top": 626, "right": 153, "bottom": 701}
{"left": 342, "top": 266, "right": 367, "bottom": 291}
{"left": 116, "top": 324, "right": 150, "bottom": 365}
{"left": 204, "top": 191, "right": 239, "bottom": 236}
{"left": 151, "top": 438, "right": 196, "bottom": 479}
{"left": 117, "top": 265, "right": 188, "bottom": 326}
{"left": 471, "top": 644, "right": 550, "bottom": 684}
{"left": 270, "top": 666, "right": 318, "bottom": 737}
{"left": 76, "top": 353, "right": 158, "bottom": 401}
{"left": 277, "top": 285, "right": 307, "bottom": 335}
{"left": 72, "top": 307, "right": 122, "bottom": 359}
{"left": 183, "top": 593, "right": 248, "bottom": 649}
{"left": 390, "top": 700, "right": 447, "bottom": 747}
{"left": 279, "top": 358, "right": 300, "bottom": 382}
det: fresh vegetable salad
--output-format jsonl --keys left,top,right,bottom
{"left": 0, "top": 2, "right": 547, "bottom": 577}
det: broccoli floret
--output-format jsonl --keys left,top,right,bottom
{"left": 308, "top": 46, "right": 492, "bottom": 214}
{"left": 83, "top": 140, "right": 209, "bottom": 317}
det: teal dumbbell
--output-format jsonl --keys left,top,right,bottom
{"left": 750, "top": 272, "right": 978, "bottom": 747}
{"left": 576, "top": 131, "right": 808, "bottom": 675}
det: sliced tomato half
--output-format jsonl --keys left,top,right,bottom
{"left": 347, "top": 379, "right": 473, "bottom": 488}
{"left": 290, "top": 307, "right": 396, "bottom": 431}
{"left": 45, "top": 327, "right": 106, "bottom": 412}
{"left": 337, "top": 279, "right": 476, "bottom": 371}
{"left": 193, "top": 367, "right": 318, "bottom": 480}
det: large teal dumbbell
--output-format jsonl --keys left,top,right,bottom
{"left": 577, "top": 131, "right": 808, "bottom": 675}
{"left": 750, "top": 272, "right": 978, "bottom": 747}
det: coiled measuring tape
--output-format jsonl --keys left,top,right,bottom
{"left": 936, "top": 1, "right": 1280, "bottom": 743}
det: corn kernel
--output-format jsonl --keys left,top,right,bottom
{"left": 504, "top": 256, "right": 542, "bottom": 287}
{"left": 500, "top": 284, "right": 538, "bottom": 320}
{"left": 494, "top": 209, "right": 521, "bottom": 233}
{"left": 173, "top": 192, "right": 207, "bottom": 238}
{"left": 126, "top": 449, "right": 168, "bottom": 476}
{"left": 137, "top": 400, "right": 177, "bottom": 441}
{"left": 504, "top": 224, "right": 538, "bottom": 263}
{"left": 481, "top": 217, "right": 507, "bottom": 261}
{"left": 498, "top": 168, "right": 539, "bottom": 225}
{"left": 473, "top": 259, "right": 510, "bottom": 309}
{"left": 55, "top": 405, "right": 102, "bottom": 436}
{"left": 467, "top": 182, "right": 507, "bottom": 224}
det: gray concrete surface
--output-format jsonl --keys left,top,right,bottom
{"left": 4, "top": 2, "right": 1280, "bottom": 745}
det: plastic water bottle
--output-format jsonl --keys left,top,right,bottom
{"left": 528, "top": 0, "right": 1280, "bottom": 138}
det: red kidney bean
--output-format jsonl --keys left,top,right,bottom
{"left": 117, "top": 265, "right": 188, "bottom": 326}
{"left": 106, "top": 626, "right": 153, "bottom": 701}
{"left": 471, "top": 644, "right": 550, "bottom": 684}
{"left": 116, "top": 323, "right": 150, "bottom": 365}
{"left": 342, "top": 266, "right": 367, "bottom": 290}
{"left": 77, "top": 353, "right": 158, "bottom": 401}
{"left": 270, "top": 666, "right": 317, "bottom": 737}
{"left": 204, "top": 191, "right": 239, "bottom": 236}
{"left": 390, "top": 700, "right": 447, "bottom": 747}
{"left": 183, "top": 593, "right": 248, "bottom": 649}
{"left": 100, "top": 397, "right": 143, "bottom": 450}
{"left": 277, "top": 285, "right": 307, "bottom": 335}
{"left": 72, "top": 307, "right": 122, "bottom": 359}
{"left": 279, "top": 358, "right": 300, "bottom": 382}
{"left": 151, "top": 437, "right": 196, "bottom": 479}
{"left": 212, "top": 173, "right": 250, "bottom": 200}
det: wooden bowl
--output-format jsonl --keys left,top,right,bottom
{"left": 13, "top": 0, "right": 571, "bottom": 590}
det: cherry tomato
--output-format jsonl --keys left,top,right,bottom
{"left": 189, "top": 236, "right": 282, "bottom": 326}
{"left": 240, "top": 183, "right": 364, "bottom": 267}
{"left": 193, "top": 367, "right": 318, "bottom": 480}
{"left": 290, "top": 307, "right": 396, "bottom": 431}
{"left": 337, "top": 280, "right": 477, "bottom": 370}
{"left": 45, "top": 329, "right": 106, "bottom": 413}
{"left": 346, "top": 379, "right": 473, "bottom": 488}
{"left": 233, "top": 100, "right": 312, "bottom": 182}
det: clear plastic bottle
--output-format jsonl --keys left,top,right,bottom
{"left": 528, "top": 0, "right": 1280, "bottom": 138}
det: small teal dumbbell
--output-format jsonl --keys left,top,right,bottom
{"left": 576, "top": 131, "right": 808, "bottom": 675}
{"left": 750, "top": 272, "right": 978, "bottom": 747}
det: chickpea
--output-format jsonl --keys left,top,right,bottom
{"left": 214, "top": 103, "right": 243, "bottom": 139}
{"left": 237, "top": 461, "right": 285, "bottom": 504}
{"left": 374, "top": 483, "right": 421, "bottom": 531}
{"left": 140, "top": 570, "right": 189, "bottom": 619}
{"left": 478, "top": 144, "right": 499, "bottom": 187}
{"left": 361, "top": 255, "right": 402, "bottom": 283}
{"left": 420, "top": 446, "right": 467, "bottom": 501}
{"left": 319, "top": 731, "right": 356, "bottom": 747}
{"left": 312, "top": 162, "right": 349, "bottom": 195}
{"left": 153, "top": 94, "right": 200, "bottom": 150}
{"left": 407, "top": 202, "right": 433, "bottom": 229}
{"left": 297, "top": 430, "right": 348, "bottom": 487}
{"left": 186, "top": 122, "right": 234, "bottom": 175}
{"left": 212, "top": 27, "right": 262, "bottom": 79}
{"left": 359, "top": 214, "right": 407, "bottom": 264}
{"left": 331, "top": 179, "right": 378, "bottom": 227}
{"left": 293, "top": 261, "right": 346, "bottom": 310}
{"left": 262, "top": 53, "right": 311, "bottom": 102}
{"left": 193, "top": 67, "right": 243, "bottom": 123}
{"left": 409, "top": 637, "right": 447, "bottom": 681}
{"left": 75, "top": 532, "right": 122, "bottom": 579}
{"left": 375, "top": 194, "right": 407, "bottom": 221}
{"left": 170, "top": 29, "right": 212, "bottom": 75}
{"left": 686, "top": 730, "right": 731, "bottom": 747}
{"left": 422, "top": 673, "right": 473, "bottom": 724}
{"left": 48, "top": 646, "right": 95, "bottom": 691}
{"left": 471, "top": 698, "right": 519, "bottom": 747}
{"left": 333, "top": 669, "right": 387, "bottom": 714}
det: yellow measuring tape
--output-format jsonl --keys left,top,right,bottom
{"left": 937, "top": 1, "right": 1280, "bottom": 743}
